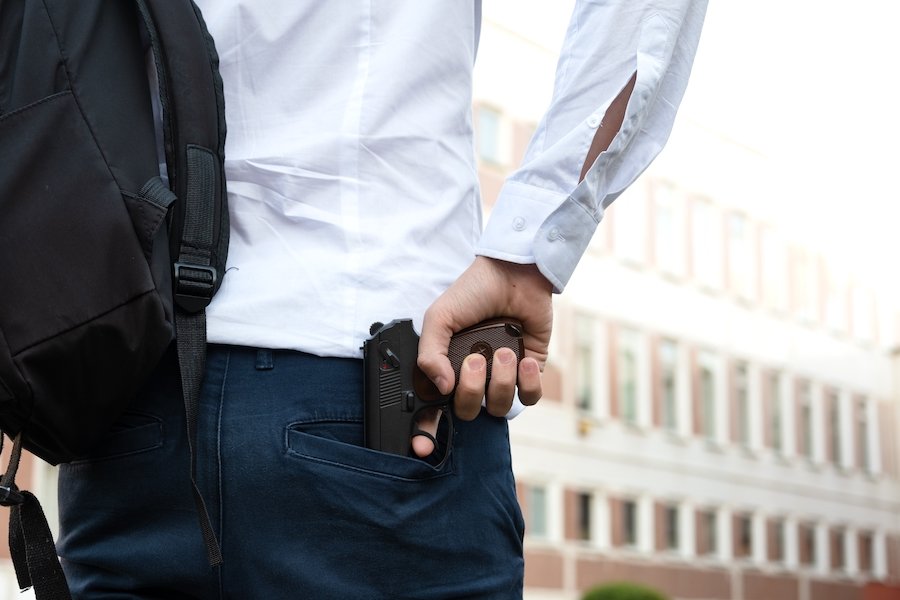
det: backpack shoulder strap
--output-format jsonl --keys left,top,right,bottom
{"left": 1, "top": 1, "right": 228, "bottom": 594}
{"left": 2, "top": 434, "right": 71, "bottom": 599}
{"left": 134, "top": 0, "right": 228, "bottom": 567}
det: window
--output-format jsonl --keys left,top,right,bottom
{"left": 524, "top": 485, "right": 548, "bottom": 538}
{"left": 797, "top": 381, "right": 813, "bottom": 459}
{"left": 664, "top": 504, "right": 680, "bottom": 551}
{"left": 696, "top": 509, "right": 718, "bottom": 556}
{"left": 659, "top": 339, "right": 678, "bottom": 432}
{"left": 832, "top": 528, "right": 846, "bottom": 571}
{"left": 857, "top": 398, "right": 870, "bottom": 472}
{"left": 690, "top": 198, "right": 723, "bottom": 289}
{"left": 734, "top": 513, "right": 753, "bottom": 558}
{"left": 622, "top": 499, "right": 638, "bottom": 547}
{"left": 652, "top": 181, "right": 685, "bottom": 277}
{"left": 576, "top": 492, "right": 592, "bottom": 541}
{"left": 698, "top": 351, "right": 717, "bottom": 440}
{"left": 767, "top": 371, "right": 783, "bottom": 453}
{"left": 859, "top": 531, "right": 873, "bottom": 574}
{"left": 799, "top": 522, "right": 817, "bottom": 567}
{"left": 727, "top": 212, "right": 756, "bottom": 301}
{"left": 826, "top": 389, "right": 841, "bottom": 465}
{"left": 617, "top": 328, "right": 640, "bottom": 425}
{"left": 770, "top": 519, "right": 785, "bottom": 563}
{"left": 733, "top": 362, "right": 750, "bottom": 447}
{"left": 477, "top": 106, "right": 502, "bottom": 164}
{"left": 575, "top": 315, "right": 595, "bottom": 411}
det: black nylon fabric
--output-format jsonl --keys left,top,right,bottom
{"left": 1, "top": 0, "right": 230, "bottom": 594}
{"left": 10, "top": 493, "right": 71, "bottom": 599}
{"left": 0, "top": 1, "right": 171, "bottom": 464}
{"left": 0, "top": 0, "right": 228, "bottom": 466}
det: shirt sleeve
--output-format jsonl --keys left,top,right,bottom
{"left": 475, "top": 0, "right": 709, "bottom": 293}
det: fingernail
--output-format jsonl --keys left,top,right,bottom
{"left": 522, "top": 359, "right": 538, "bottom": 374}
{"left": 498, "top": 348, "right": 515, "bottom": 365}
{"left": 467, "top": 354, "right": 486, "bottom": 371}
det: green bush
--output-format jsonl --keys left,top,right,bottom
{"left": 581, "top": 581, "right": 669, "bottom": 600}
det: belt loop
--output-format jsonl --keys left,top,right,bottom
{"left": 255, "top": 349, "right": 274, "bottom": 371}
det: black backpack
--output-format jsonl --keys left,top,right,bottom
{"left": 0, "top": 0, "right": 228, "bottom": 595}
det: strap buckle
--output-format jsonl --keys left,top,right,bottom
{"left": 174, "top": 262, "right": 218, "bottom": 313}
{"left": 0, "top": 485, "right": 23, "bottom": 507}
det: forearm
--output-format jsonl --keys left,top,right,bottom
{"left": 477, "top": 0, "right": 709, "bottom": 293}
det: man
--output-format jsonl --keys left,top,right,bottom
{"left": 57, "top": 2, "right": 708, "bottom": 597}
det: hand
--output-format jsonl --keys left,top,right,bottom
{"left": 412, "top": 257, "right": 553, "bottom": 457}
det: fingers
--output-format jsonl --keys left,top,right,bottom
{"left": 417, "top": 308, "right": 457, "bottom": 396}
{"left": 485, "top": 347, "right": 517, "bottom": 417}
{"left": 411, "top": 408, "right": 440, "bottom": 458}
{"left": 454, "top": 354, "right": 486, "bottom": 420}
{"left": 517, "top": 357, "right": 543, "bottom": 406}
{"left": 456, "top": 347, "right": 543, "bottom": 419}
{"left": 410, "top": 349, "right": 543, "bottom": 460}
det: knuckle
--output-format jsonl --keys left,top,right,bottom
{"left": 520, "top": 387, "right": 543, "bottom": 405}
{"left": 487, "top": 403, "right": 511, "bottom": 418}
{"left": 488, "top": 376, "right": 515, "bottom": 398}
{"left": 454, "top": 401, "right": 480, "bottom": 421}
{"left": 457, "top": 379, "right": 483, "bottom": 398}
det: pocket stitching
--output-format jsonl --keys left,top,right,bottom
{"left": 284, "top": 426, "right": 453, "bottom": 483}
{"left": 0, "top": 91, "right": 71, "bottom": 126}
{"left": 67, "top": 413, "right": 164, "bottom": 465}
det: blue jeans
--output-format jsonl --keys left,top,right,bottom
{"left": 57, "top": 345, "right": 525, "bottom": 599}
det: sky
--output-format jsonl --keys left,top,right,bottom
{"left": 481, "top": 0, "right": 900, "bottom": 307}
{"left": 681, "top": 1, "right": 900, "bottom": 282}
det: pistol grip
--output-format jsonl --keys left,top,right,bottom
{"left": 446, "top": 318, "right": 525, "bottom": 386}
{"left": 363, "top": 317, "right": 526, "bottom": 456}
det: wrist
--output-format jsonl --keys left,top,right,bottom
{"left": 475, "top": 256, "right": 552, "bottom": 291}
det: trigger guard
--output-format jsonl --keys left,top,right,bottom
{"left": 410, "top": 409, "right": 454, "bottom": 468}
{"left": 410, "top": 428, "right": 438, "bottom": 449}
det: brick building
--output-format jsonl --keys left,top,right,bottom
{"left": 472, "top": 4, "right": 900, "bottom": 599}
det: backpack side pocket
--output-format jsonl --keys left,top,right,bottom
{"left": 0, "top": 91, "right": 172, "bottom": 464}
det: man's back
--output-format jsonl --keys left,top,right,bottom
{"left": 197, "top": 2, "right": 483, "bottom": 357}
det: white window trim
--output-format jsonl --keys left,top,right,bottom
{"left": 784, "top": 516, "right": 799, "bottom": 569}
{"left": 637, "top": 495, "right": 654, "bottom": 554}
{"left": 814, "top": 522, "right": 829, "bottom": 575}
{"left": 680, "top": 501, "right": 695, "bottom": 558}
{"left": 717, "top": 507, "right": 732, "bottom": 562}
{"left": 874, "top": 530, "right": 888, "bottom": 579}
{"left": 866, "top": 398, "right": 882, "bottom": 475}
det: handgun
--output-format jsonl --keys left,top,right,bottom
{"left": 362, "top": 318, "right": 525, "bottom": 457}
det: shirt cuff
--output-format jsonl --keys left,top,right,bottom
{"left": 476, "top": 180, "right": 567, "bottom": 265}
{"left": 482, "top": 392, "right": 526, "bottom": 419}
{"left": 477, "top": 180, "right": 601, "bottom": 293}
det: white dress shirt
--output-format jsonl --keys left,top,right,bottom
{"left": 194, "top": 0, "right": 708, "bottom": 358}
